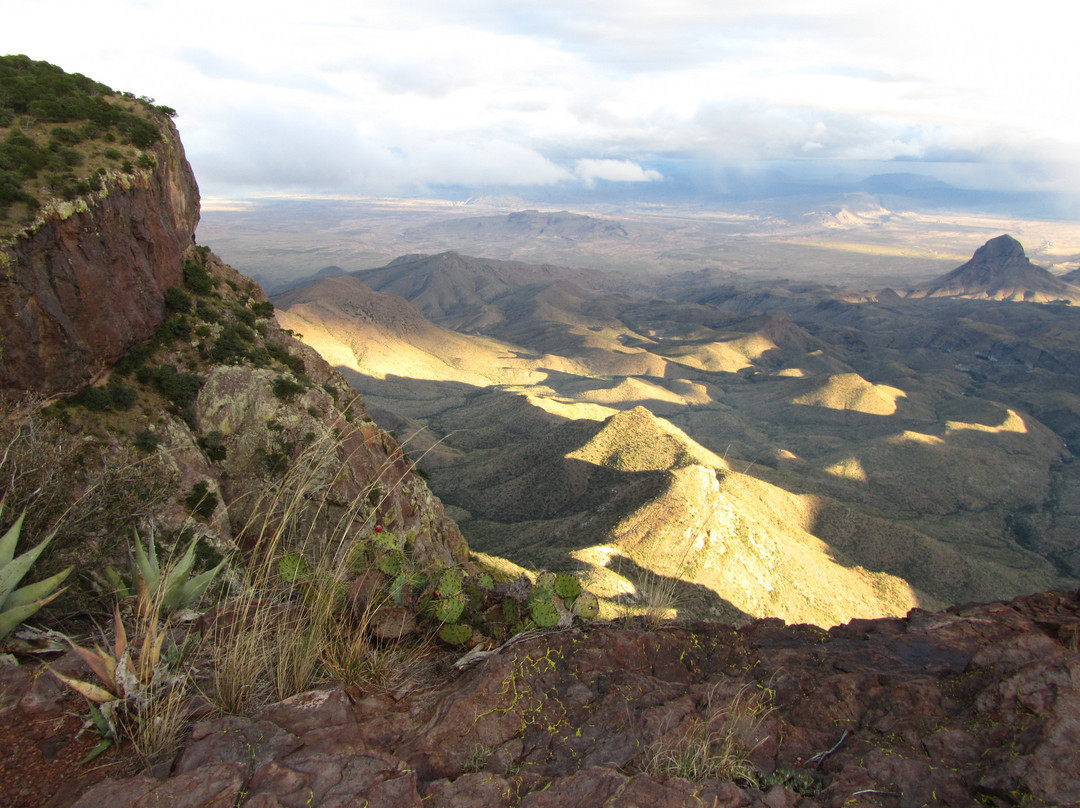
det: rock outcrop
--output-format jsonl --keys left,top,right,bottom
{"left": 46, "top": 588, "right": 1079, "bottom": 808}
{"left": 910, "top": 234, "right": 1080, "bottom": 303}
{"left": 0, "top": 111, "right": 199, "bottom": 397}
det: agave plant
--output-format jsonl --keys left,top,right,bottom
{"left": 50, "top": 602, "right": 172, "bottom": 763}
{"left": 51, "top": 603, "right": 166, "bottom": 705}
{"left": 128, "top": 527, "right": 227, "bottom": 617}
{"left": 0, "top": 508, "right": 73, "bottom": 639}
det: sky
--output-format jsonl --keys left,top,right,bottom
{"left": 4, "top": 0, "right": 1079, "bottom": 216}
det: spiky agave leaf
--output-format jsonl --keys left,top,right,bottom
{"left": 159, "top": 538, "right": 201, "bottom": 613}
{"left": 0, "top": 525, "right": 60, "bottom": 610}
{"left": 173, "top": 557, "right": 227, "bottom": 612}
{"left": 0, "top": 509, "right": 27, "bottom": 567}
{"left": 130, "top": 527, "right": 161, "bottom": 606}
{"left": 0, "top": 596, "right": 59, "bottom": 639}
{"left": 3, "top": 566, "right": 73, "bottom": 611}
{"left": 0, "top": 512, "right": 70, "bottom": 637}
{"left": 50, "top": 669, "right": 118, "bottom": 705}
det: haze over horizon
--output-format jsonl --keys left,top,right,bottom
{"left": 5, "top": 0, "right": 1079, "bottom": 219}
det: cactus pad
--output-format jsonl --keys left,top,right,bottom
{"left": 377, "top": 553, "right": 403, "bottom": 576}
{"left": 439, "top": 622, "right": 472, "bottom": 646}
{"left": 571, "top": 591, "right": 600, "bottom": 621}
{"left": 530, "top": 600, "right": 559, "bottom": 628}
{"left": 436, "top": 568, "right": 463, "bottom": 597}
{"left": 278, "top": 553, "right": 308, "bottom": 583}
{"left": 553, "top": 574, "right": 581, "bottom": 600}
{"left": 433, "top": 592, "right": 466, "bottom": 623}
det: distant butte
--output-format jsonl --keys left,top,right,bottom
{"left": 909, "top": 234, "right": 1080, "bottom": 302}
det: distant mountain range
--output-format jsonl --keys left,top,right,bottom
{"left": 274, "top": 235, "right": 1080, "bottom": 625}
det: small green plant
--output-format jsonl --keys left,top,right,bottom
{"left": 133, "top": 429, "right": 159, "bottom": 452}
{"left": 127, "top": 527, "right": 227, "bottom": 617}
{"left": 0, "top": 508, "right": 73, "bottom": 639}
{"left": 272, "top": 375, "right": 305, "bottom": 401}
{"left": 438, "top": 622, "right": 472, "bottom": 646}
{"left": 553, "top": 573, "right": 581, "bottom": 600}
{"left": 529, "top": 599, "right": 560, "bottom": 628}
{"left": 185, "top": 481, "right": 218, "bottom": 520}
{"left": 278, "top": 553, "right": 309, "bottom": 583}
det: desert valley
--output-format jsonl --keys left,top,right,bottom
{"left": 3, "top": 53, "right": 1080, "bottom": 807}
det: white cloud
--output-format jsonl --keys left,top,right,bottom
{"left": 575, "top": 159, "right": 663, "bottom": 187}
{"left": 2, "top": 0, "right": 1078, "bottom": 206}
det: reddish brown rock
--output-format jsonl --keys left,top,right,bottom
{"left": 29, "top": 589, "right": 1080, "bottom": 807}
{"left": 0, "top": 114, "right": 200, "bottom": 398}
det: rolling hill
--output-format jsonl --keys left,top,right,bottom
{"left": 273, "top": 237, "right": 1080, "bottom": 625}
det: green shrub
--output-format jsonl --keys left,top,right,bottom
{"left": 133, "top": 429, "right": 159, "bottom": 452}
{"left": 164, "top": 286, "right": 192, "bottom": 314}
{"left": 182, "top": 260, "right": 214, "bottom": 295}
{"left": 195, "top": 300, "right": 219, "bottom": 323}
{"left": 115, "top": 342, "right": 152, "bottom": 376}
{"left": 231, "top": 305, "right": 256, "bottom": 328}
{"left": 184, "top": 481, "right": 217, "bottom": 520}
{"left": 197, "top": 430, "right": 227, "bottom": 463}
{"left": 66, "top": 385, "right": 112, "bottom": 411}
{"left": 267, "top": 342, "right": 305, "bottom": 375}
{"left": 252, "top": 301, "right": 274, "bottom": 318}
{"left": 105, "top": 380, "right": 137, "bottom": 410}
{"left": 157, "top": 314, "right": 191, "bottom": 343}
{"left": 209, "top": 327, "right": 249, "bottom": 364}
{"left": 272, "top": 376, "right": 305, "bottom": 401}
{"left": 147, "top": 364, "right": 202, "bottom": 425}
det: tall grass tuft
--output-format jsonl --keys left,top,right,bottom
{"left": 643, "top": 681, "right": 773, "bottom": 783}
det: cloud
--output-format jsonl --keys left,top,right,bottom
{"left": 575, "top": 159, "right": 663, "bottom": 187}
{"left": 4, "top": 0, "right": 1078, "bottom": 209}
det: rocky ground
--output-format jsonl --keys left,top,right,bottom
{"left": 2, "top": 589, "right": 1076, "bottom": 807}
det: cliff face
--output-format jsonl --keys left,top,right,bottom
{"left": 0, "top": 114, "right": 200, "bottom": 397}
{"left": 0, "top": 106, "right": 466, "bottom": 581}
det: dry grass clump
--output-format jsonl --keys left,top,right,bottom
{"left": 120, "top": 680, "right": 189, "bottom": 769}
{"left": 203, "top": 426, "right": 440, "bottom": 713}
{"left": 643, "top": 681, "right": 773, "bottom": 783}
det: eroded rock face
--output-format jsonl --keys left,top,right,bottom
{"left": 0, "top": 114, "right": 199, "bottom": 397}
{"left": 193, "top": 361, "right": 468, "bottom": 568}
{"left": 72, "top": 589, "right": 1080, "bottom": 808}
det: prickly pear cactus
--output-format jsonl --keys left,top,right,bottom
{"left": 477, "top": 572, "right": 494, "bottom": 590}
{"left": 433, "top": 592, "right": 466, "bottom": 623}
{"left": 530, "top": 600, "right": 559, "bottom": 627}
{"left": 535, "top": 571, "right": 556, "bottom": 591}
{"left": 571, "top": 591, "right": 600, "bottom": 620}
{"left": 345, "top": 543, "right": 368, "bottom": 574}
{"left": 526, "top": 583, "right": 553, "bottom": 609}
{"left": 439, "top": 622, "right": 473, "bottom": 646}
{"left": 278, "top": 553, "right": 308, "bottom": 583}
{"left": 377, "top": 553, "right": 403, "bottom": 576}
{"left": 503, "top": 598, "right": 522, "bottom": 624}
{"left": 553, "top": 573, "right": 581, "bottom": 600}
{"left": 436, "top": 568, "right": 463, "bottom": 598}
